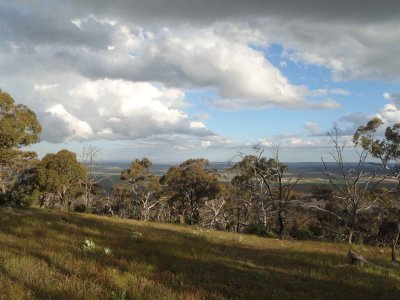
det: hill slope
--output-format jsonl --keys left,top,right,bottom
{"left": 0, "top": 207, "right": 399, "bottom": 299}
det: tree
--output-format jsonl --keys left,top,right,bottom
{"left": 231, "top": 145, "right": 300, "bottom": 237}
{"left": 229, "top": 170, "right": 256, "bottom": 232}
{"left": 200, "top": 184, "right": 230, "bottom": 229}
{"left": 5, "top": 151, "right": 40, "bottom": 207}
{"left": 315, "top": 129, "right": 383, "bottom": 244}
{"left": 353, "top": 118, "right": 400, "bottom": 262}
{"left": 36, "top": 150, "right": 86, "bottom": 210}
{"left": 120, "top": 158, "right": 161, "bottom": 221}
{"left": 161, "top": 159, "right": 221, "bottom": 224}
{"left": 80, "top": 146, "right": 107, "bottom": 210}
{"left": 0, "top": 90, "right": 41, "bottom": 203}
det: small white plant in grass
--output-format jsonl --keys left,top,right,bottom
{"left": 82, "top": 239, "right": 112, "bottom": 256}
{"left": 82, "top": 239, "right": 96, "bottom": 252}
{"left": 130, "top": 231, "right": 143, "bottom": 240}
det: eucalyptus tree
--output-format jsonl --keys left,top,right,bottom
{"left": 36, "top": 150, "right": 86, "bottom": 209}
{"left": 232, "top": 145, "right": 300, "bottom": 237}
{"left": 0, "top": 90, "right": 41, "bottom": 203}
{"left": 353, "top": 118, "right": 400, "bottom": 262}
{"left": 161, "top": 158, "right": 221, "bottom": 224}
{"left": 120, "top": 158, "right": 161, "bottom": 221}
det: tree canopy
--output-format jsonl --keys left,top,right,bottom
{"left": 161, "top": 158, "right": 221, "bottom": 224}
{"left": 0, "top": 90, "right": 41, "bottom": 201}
{"left": 36, "top": 149, "right": 86, "bottom": 209}
{"left": 0, "top": 90, "right": 41, "bottom": 150}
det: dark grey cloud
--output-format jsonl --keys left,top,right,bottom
{"left": 54, "top": 0, "right": 400, "bottom": 25}
{"left": 0, "top": 5, "right": 112, "bottom": 49}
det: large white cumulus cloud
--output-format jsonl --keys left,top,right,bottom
{"left": 36, "top": 79, "right": 213, "bottom": 142}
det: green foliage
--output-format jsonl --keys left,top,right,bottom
{"left": 74, "top": 204, "right": 87, "bottom": 213}
{"left": 290, "top": 221, "right": 314, "bottom": 240}
{"left": 0, "top": 90, "right": 41, "bottom": 149}
{"left": 162, "top": 158, "right": 221, "bottom": 224}
{"left": 117, "top": 158, "right": 161, "bottom": 220}
{"left": 353, "top": 117, "right": 400, "bottom": 163}
{"left": 244, "top": 223, "right": 277, "bottom": 238}
{"left": 36, "top": 150, "right": 86, "bottom": 209}
{"left": 120, "top": 158, "right": 152, "bottom": 184}
{"left": 0, "top": 91, "right": 41, "bottom": 205}
{"left": 232, "top": 155, "right": 286, "bottom": 184}
{"left": 231, "top": 153, "right": 296, "bottom": 237}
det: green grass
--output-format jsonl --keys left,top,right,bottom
{"left": 0, "top": 207, "right": 399, "bottom": 299}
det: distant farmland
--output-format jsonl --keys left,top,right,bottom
{"left": 91, "top": 161, "right": 395, "bottom": 193}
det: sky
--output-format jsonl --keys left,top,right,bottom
{"left": 1, "top": 0, "right": 400, "bottom": 162}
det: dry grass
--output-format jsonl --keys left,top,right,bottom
{"left": 0, "top": 207, "right": 399, "bottom": 299}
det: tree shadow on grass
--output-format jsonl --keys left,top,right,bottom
{"left": 59, "top": 215, "right": 400, "bottom": 300}
{"left": 1, "top": 208, "right": 400, "bottom": 299}
{"left": 110, "top": 227, "right": 400, "bottom": 300}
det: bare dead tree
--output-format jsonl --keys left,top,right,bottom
{"left": 200, "top": 196, "right": 228, "bottom": 229}
{"left": 80, "top": 146, "right": 101, "bottom": 208}
{"left": 310, "top": 130, "right": 384, "bottom": 244}
{"left": 269, "top": 144, "right": 301, "bottom": 237}
{"left": 139, "top": 178, "right": 161, "bottom": 221}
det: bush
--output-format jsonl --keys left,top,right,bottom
{"left": 18, "top": 195, "right": 35, "bottom": 208}
{"left": 0, "top": 194, "right": 8, "bottom": 205}
{"left": 290, "top": 222, "right": 314, "bottom": 240}
{"left": 74, "top": 204, "right": 87, "bottom": 213}
{"left": 184, "top": 215, "right": 198, "bottom": 225}
{"left": 11, "top": 194, "right": 36, "bottom": 208}
{"left": 244, "top": 223, "right": 276, "bottom": 238}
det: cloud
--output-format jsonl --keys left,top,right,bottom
{"left": 320, "top": 93, "right": 400, "bottom": 138}
{"left": 304, "top": 121, "right": 321, "bottom": 135}
{"left": 330, "top": 88, "right": 350, "bottom": 96}
{"left": 42, "top": 104, "right": 93, "bottom": 142}
{"left": 35, "top": 78, "right": 215, "bottom": 142}
{"left": 257, "top": 135, "right": 334, "bottom": 149}
{"left": 2, "top": 0, "right": 400, "bottom": 87}
{"left": 0, "top": 4, "right": 342, "bottom": 111}
{"left": 383, "top": 92, "right": 400, "bottom": 108}
{"left": 28, "top": 1, "right": 399, "bottom": 26}
{"left": 277, "top": 21, "right": 400, "bottom": 81}
{"left": 61, "top": 25, "right": 336, "bottom": 110}
{"left": 376, "top": 104, "right": 400, "bottom": 125}
{"left": 34, "top": 84, "right": 59, "bottom": 91}
{"left": 1, "top": 0, "right": 399, "bottom": 156}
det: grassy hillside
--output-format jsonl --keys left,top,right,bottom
{"left": 0, "top": 207, "right": 399, "bottom": 299}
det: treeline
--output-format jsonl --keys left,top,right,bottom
{"left": 1, "top": 90, "right": 399, "bottom": 263}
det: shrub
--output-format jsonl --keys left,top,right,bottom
{"left": 244, "top": 223, "right": 276, "bottom": 238}
{"left": 74, "top": 204, "right": 87, "bottom": 213}
{"left": 290, "top": 222, "right": 314, "bottom": 240}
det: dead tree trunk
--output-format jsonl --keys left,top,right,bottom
{"left": 391, "top": 221, "right": 400, "bottom": 264}
{"left": 348, "top": 251, "right": 370, "bottom": 266}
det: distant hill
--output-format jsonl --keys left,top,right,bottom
{"left": 91, "top": 161, "right": 393, "bottom": 192}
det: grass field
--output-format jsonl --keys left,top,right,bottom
{"left": 0, "top": 207, "right": 399, "bottom": 299}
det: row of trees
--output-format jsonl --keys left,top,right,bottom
{"left": 1, "top": 90, "right": 399, "bottom": 263}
